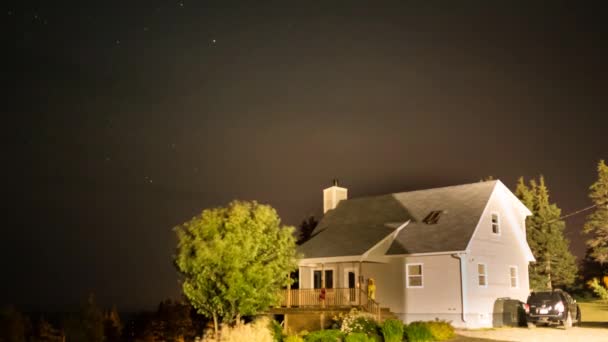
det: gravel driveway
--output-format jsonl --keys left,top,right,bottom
{"left": 456, "top": 323, "right": 608, "bottom": 342}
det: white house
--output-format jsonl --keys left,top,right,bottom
{"left": 295, "top": 180, "right": 534, "bottom": 328}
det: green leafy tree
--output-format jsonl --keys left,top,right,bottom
{"left": 584, "top": 160, "right": 608, "bottom": 264}
{"left": 515, "top": 176, "right": 578, "bottom": 290}
{"left": 174, "top": 200, "right": 299, "bottom": 337}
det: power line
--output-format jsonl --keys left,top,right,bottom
{"left": 559, "top": 201, "right": 608, "bottom": 220}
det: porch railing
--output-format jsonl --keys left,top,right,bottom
{"left": 277, "top": 288, "right": 381, "bottom": 319}
{"left": 278, "top": 288, "right": 358, "bottom": 307}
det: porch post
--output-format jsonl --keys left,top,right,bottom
{"left": 287, "top": 275, "right": 291, "bottom": 308}
{"left": 321, "top": 263, "right": 326, "bottom": 308}
{"left": 358, "top": 261, "right": 362, "bottom": 306}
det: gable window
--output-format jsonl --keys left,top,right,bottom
{"left": 491, "top": 213, "right": 500, "bottom": 235}
{"left": 478, "top": 263, "right": 487, "bottom": 287}
{"left": 509, "top": 266, "right": 518, "bottom": 288}
{"left": 406, "top": 263, "right": 423, "bottom": 288}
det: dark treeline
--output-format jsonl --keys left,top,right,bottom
{"left": 0, "top": 296, "right": 209, "bottom": 342}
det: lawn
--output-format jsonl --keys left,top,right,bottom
{"left": 579, "top": 299, "right": 608, "bottom": 323}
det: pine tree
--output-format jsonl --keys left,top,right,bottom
{"left": 584, "top": 160, "right": 608, "bottom": 264}
{"left": 515, "top": 176, "right": 578, "bottom": 290}
{"left": 297, "top": 215, "right": 318, "bottom": 245}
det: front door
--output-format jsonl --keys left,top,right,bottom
{"left": 343, "top": 268, "right": 358, "bottom": 304}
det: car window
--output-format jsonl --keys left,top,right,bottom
{"left": 528, "top": 292, "right": 561, "bottom": 303}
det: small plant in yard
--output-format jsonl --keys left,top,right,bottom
{"left": 269, "top": 319, "right": 285, "bottom": 342}
{"left": 425, "top": 320, "right": 454, "bottom": 341}
{"left": 304, "top": 329, "right": 344, "bottom": 342}
{"left": 339, "top": 309, "right": 379, "bottom": 336}
{"left": 381, "top": 319, "right": 404, "bottom": 342}
{"left": 587, "top": 277, "right": 608, "bottom": 302}
{"left": 403, "top": 322, "right": 433, "bottom": 342}
{"left": 285, "top": 335, "right": 305, "bottom": 342}
{"left": 204, "top": 316, "right": 274, "bottom": 342}
{"left": 344, "top": 332, "right": 375, "bottom": 342}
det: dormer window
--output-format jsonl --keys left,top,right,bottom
{"left": 423, "top": 210, "right": 443, "bottom": 224}
{"left": 491, "top": 213, "right": 500, "bottom": 235}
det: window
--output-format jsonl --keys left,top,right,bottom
{"left": 313, "top": 269, "right": 334, "bottom": 289}
{"left": 406, "top": 263, "right": 423, "bottom": 288}
{"left": 423, "top": 211, "right": 443, "bottom": 224}
{"left": 509, "top": 266, "right": 518, "bottom": 288}
{"left": 491, "top": 213, "right": 500, "bottom": 234}
{"left": 478, "top": 263, "right": 487, "bottom": 287}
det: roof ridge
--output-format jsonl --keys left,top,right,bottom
{"left": 344, "top": 180, "right": 499, "bottom": 202}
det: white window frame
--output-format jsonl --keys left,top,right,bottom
{"left": 491, "top": 212, "right": 501, "bottom": 235}
{"left": 406, "top": 263, "right": 424, "bottom": 288}
{"left": 478, "top": 263, "right": 488, "bottom": 288}
{"left": 509, "top": 265, "right": 519, "bottom": 289}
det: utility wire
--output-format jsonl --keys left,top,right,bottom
{"left": 558, "top": 201, "right": 608, "bottom": 220}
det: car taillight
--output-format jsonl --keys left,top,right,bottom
{"left": 523, "top": 303, "right": 530, "bottom": 314}
{"left": 555, "top": 301, "right": 565, "bottom": 313}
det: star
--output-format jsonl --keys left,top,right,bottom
{"left": 115, "top": 40, "right": 120, "bottom": 45}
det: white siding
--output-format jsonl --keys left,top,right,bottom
{"left": 465, "top": 185, "right": 531, "bottom": 327}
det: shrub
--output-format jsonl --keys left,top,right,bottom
{"left": 425, "top": 320, "right": 454, "bottom": 341}
{"left": 269, "top": 319, "right": 285, "bottom": 342}
{"left": 339, "top": 309, "right": 379, "bottom": 336}
{"left": 344, "top": 332, "right": 375, "bottom": 342}
{"left": 403, "top": 320, "right": 454, "bottom": 342}
{"left": 381, "top": 319, "right": 404, "bottom": 342}
{"left": 304, "top": 329, "right": 344, "bottom": 342}
{"left": 588, "top": 278, "right": 608, "bottom": 302}
{"left": 285, "top": 335, "right": 305, "bottom": 342}
{"left": 403, "top": 322, "right": 433, "bottom": 342}
{"left": 205, "top": 317, "right": 274, "bottom": 342}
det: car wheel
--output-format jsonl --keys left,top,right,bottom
{"left": 527, "top": 322, "right": 536, "bottom": 329}
{"left": 576, "top": 308, "right": 581, "bottom": 326}
{"left": 563, "top": 311, "right": 573, "bottom": 329}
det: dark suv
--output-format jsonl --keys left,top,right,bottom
{"left": 523, "top": 289, "right": 581, "bottom": 329}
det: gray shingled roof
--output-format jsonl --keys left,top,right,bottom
{"left": 298, "top": 181, "right": 497, "bottom": 258}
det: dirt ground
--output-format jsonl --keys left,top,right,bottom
{"left": 455, "top": 322, "right": 608, "bottom": 342}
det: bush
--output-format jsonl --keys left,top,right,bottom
{"left": 285, "top": 335, "right": 305, "bottom": 342}
{"left": 339, "top": 309, "right": 379, "bottom": 336}
{"left": 205, "top": 317, "right": 274, "bottom": 342}
{"left": 588, "top": 278, "right": 608, "bottom": 302}
{"left": 269, "top": 319, "right": 285, "bottom": 342}
{"left": 403, "top": 320, "right": 454, "bottom": 342}
{"left": 304, "top": 329, "right": 344, "bottom": 342}
{"left": 425, "top": 320, "right": 454, "bottom": 341}
{"left": 344, "top": 332, "right": 375, "bottom": 342}
{"left": 403, "top": 322, "right": 433, "bottom": 342}
{"left": 381, "top": 319, "right": 404, "bottom": 342}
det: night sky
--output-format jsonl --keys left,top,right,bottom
{"left": 3, "top": 2, "right": 607, "bottom": 312}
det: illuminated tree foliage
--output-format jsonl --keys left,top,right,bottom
{"left": 516, "top": 176, "right": 577, "bottom": 290}
{"left": 174, "top": 201, "right": 298, "bottom": 336}
{"left": 584, "top": 160, "right": 608, "bottom": 264}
